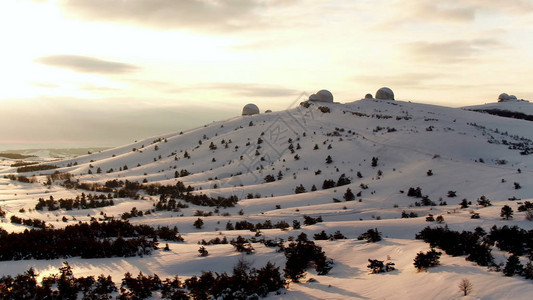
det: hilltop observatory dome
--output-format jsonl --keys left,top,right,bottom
{"left": 309, "top": 89, "right": 333, "bottom": 102}
{"left": 498, "top": 93, "right": 518, "bottom": 102}
{"left": 498, "top": 93, "right": 510, "bottom": 101}
{"left": 376, "top": 87, "right": 394, "bottom": 100}
{"left": 365, "top": 93, "right": 373, "bottom": 99}
{"left": 242, "top": 103, "right": 260, "bottom": 116}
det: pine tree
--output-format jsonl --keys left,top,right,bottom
{"left": 292, "top": 220, "right": 301, "bottom": 230}
{"left": 294, "top": 184, "right": 306, "bottom": 194}
{"left": 460, "top": 199, "right": 469, "bottom": 208}
{"left": 371, "top": 157, "right": 378, "bottom": 167}
{"left": 198, "top": 246, "right": 209, "bottom": 257}
{"left": 523, "top": 260, "right": 533, "bottom": 279}
{"left": 477, "top": 196, "right": 491, "bottom": 207}
{"left": 367, "top": 259, "right": 385, "bottom": 274}
{"left": 57, "top": 262, "right": 77, "bottom": 299}
{"left": 344, "top": 188, "right": 355, "bottom": 201}
{"left": 503, "top": 255, "right": 523, "bottom": 276}
{"left": 413, "top": 249, "right": 441, "bottom": 271}
{"left": 193, "top": 218, "right": 204, "bottom": 229}
{"left": 357, "top": 228, "right": 382, "bottom": 243}
{"left": 500, "top": 205, "right": 513, "bottom": 220}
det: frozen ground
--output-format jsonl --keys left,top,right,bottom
{"left": 1, "top": 98, "right": 532, "bottom": 299}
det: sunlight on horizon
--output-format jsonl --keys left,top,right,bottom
{"left": 1, "top": 0, "right": 532, "bottom": 149}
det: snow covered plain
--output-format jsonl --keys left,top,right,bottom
{"left": 1, "top": 98, "right": 532, "bottom": 299}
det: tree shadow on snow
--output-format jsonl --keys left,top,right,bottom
{"left": 301, "top": 280, "right": 371, "bottom": 300}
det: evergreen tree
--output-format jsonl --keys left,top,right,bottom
{"left": 503, "top": 255, "right": 523, "bottom": 276}
{"left": 226, "top": 221, "right": 234, "bottom": 230}
{"left": 198, "top": 246, "right": 209, "bottom": 257}
{"left": 322, "top": 179, "right": 336, "bottom": 189}
{"left": 367, "top": 259, "right": 383, "bottom": 274}
{"left": 477, "top": 196, "right": 491, "bottom": 207}
{"left": 292, "top": 220, "right": 301, "bottom": 230}
{"left": 294, "top": 184, "right": 306, "bottom": 194}
{"left": 523, "top": 261, "right": 533, "bottom": 279}
{"left": 357, "top": 228, "right": 382, "bottom": 243}
{"left": 264, "top": 174, "right": 276, "bottom": 183}
{"left": 501, "top": 205, "right": 513, "bottom": 220}
{"left": 413, "top": 249, "right": 441, "bottom": 271}
{"left": 344, "top": 188, "right": 355, "bottom": 201}
{"left": 193, "top": 218, "right": 204, "bottom": 229}
{"left": 256, "top": 262, "right": 285, "bottom": 295}
{"left": 337, "top": 173, "right": 351, "bottom": 186}
{"left": 460, "top": 199, "right": 469, "bottom": 208}
{"left": 57, "top": 262, "right": 77, "bottom": 300}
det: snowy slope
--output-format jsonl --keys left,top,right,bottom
{"left": 1, "top": 98, "right": 532, "bottom": 299}
{"left": 463, "top": 99, "right": 533, "bottom": 122}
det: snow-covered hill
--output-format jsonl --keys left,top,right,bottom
{"left": 1, "top": 98, "right": 532, "bottom": 299}
{"left": 464, "top": 99, "right": 533, "bottom": 122}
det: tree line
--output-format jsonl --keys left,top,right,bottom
{"left": 0, "top": 220, "right": 182, "bottom": 261}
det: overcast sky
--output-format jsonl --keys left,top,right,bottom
{"left": 1, "top": 0, "right": 532, "bottom": 150}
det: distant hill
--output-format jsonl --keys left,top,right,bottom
{"left": 464, "top": 99, "right": 533, "bottom": 121}
{"left": 0, "top": 147, "right": 109, "bottom": 159}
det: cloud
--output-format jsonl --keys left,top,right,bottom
{"left": 354, "top": 73, "right": 443, "bottom": 88}
{"left": 376, "top": 0, "right": 532, "bottom": 29}
{"left": 228, "top": 39, "right": 289, "bottom": 51}
{"left": 0, "top": 96, "right": 236, "bottom": 149}
{"left": 31, "top": 82, "right": 60, "bottom": 89}
{"left": 403, "top": 39, "right": 503, "bottom": 63}
{"left": 43, "top": 0, "right": 296, "bottom": 33}
{"left": 466, "top": 0, "right": 533, "bottom": 15}
{"left": 412, "top": 2, "right": 475, "bottom": 23}
{"left": 34, "top": 55, "right": 139, "bottom": 74}
{"left": 194, "top": 82, "right": 300, "bottom": 97}
{"left": 77, "top": 83, "right": 121, "bottom": 92}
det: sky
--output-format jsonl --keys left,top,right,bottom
{"left": 1, "top": 0, "right": 532, "bottom": 150}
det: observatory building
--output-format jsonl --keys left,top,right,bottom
{"left": 242, "top": 103, "right": 260, "bottom": 116}
{"left": 309, "top": 90, "right": 334, "bottom": 103}
{"left": 375, "top": 87, "right": 394, "bottom": 100}
{"left": 498, "top": 93, "right": 518, "bottom": 102}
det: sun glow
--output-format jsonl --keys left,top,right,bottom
{"left": 0, "top": 0, "right": 531, "bottom": 148}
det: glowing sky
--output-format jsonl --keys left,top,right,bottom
{"left": 1, "top": 0, "right": 532, "bottom": 149}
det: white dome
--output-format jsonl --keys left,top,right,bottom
{"left": 498, "top": 93, "right": 510, "bottom": 101}
{"left": 309, "top": 89, "right": 333, "bottom": 102}
{"left": 242, "top": 103, "right": 260, "bottom": 116}
{"left": 375, "top": 87, "right": 394, "bottom": 100}
{"left": 498, "top": 93, "right": 518, "bottom": 102}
